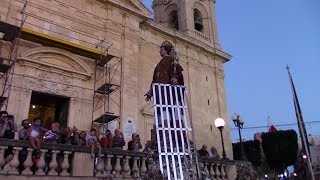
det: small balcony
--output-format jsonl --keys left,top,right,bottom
{"left": 0, "top": 139, "right": 254, "bottom": 179}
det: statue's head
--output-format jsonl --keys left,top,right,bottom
{"left": 160, "top": 40, "right": 173, "bottom": 56}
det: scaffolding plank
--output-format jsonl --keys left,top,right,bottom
{"left": 93, "top": 113, "right": 119, "bottom": 123}
{"left": 0, "top": 22, "right": 20, "bottom": 42}
{"left": 95, "top": 83, "right": 119, "bottom": 95}
{"left": 0, "top": 96, "right": 7, "bottom": 107}
{"left": 0, "top": 63, "right": 11, "bottom": 73}
{"left": 96, "top": 54, "right": 115, "bottom": 67}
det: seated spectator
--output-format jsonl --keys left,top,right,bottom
{"left": 29, "top": 117, "right": 47, "bottom": 150}
{"left": 128, "top": 133, "right": 142, "bottom": 152}
{"left": 85, "top": 128, "right": 102, "bottom": 158}
{"left": 0, "top": 111, "right": 17, "bottom": 168}
{"left": 18, "top": 119, "right": 31, "bottom": 173}
{"left": 19, "top": 119, "right": 31, "bottom": 140}
{"left": 59, "top": 126, "right": 72, "bottom": 144}
{"left": 43, "top": 129, "right": 59, "bottom": 143}
{"left": 76, "top": 131, "right": 86, "bottom": 146}
{"left": 112, "top": 129, "right": 125, "bottom": 149}
{"left": 198, "top": 144, "right": 209, "bottom": 158}
{"left": 143, "top": 141, "right": 152, "bottom": 153}
{"left": 100, "top": 130, "right": 113, "bottom": 148}
{"left": 128, "top": 133, "right": 142, "bottom": 174}
{"left": 208, "top": 146, "right": 220, "bottom": 160}
{"left": 7, "top": 115, "right": 18, "bottom": 133}
{"left": 69, "top": 126, "right": 79, "bottom": 145}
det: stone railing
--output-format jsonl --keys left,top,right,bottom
{"left": 0, "top": 139, "right": 147, "bottom": 179}
{"left": 0, "top": 139, "right": 250, "bottom": 179}
{"left": 194, "top": 30, "right": 211, "bottom": 42}
{"left": 199, "top": 157, "right": 237, "bottom": 180}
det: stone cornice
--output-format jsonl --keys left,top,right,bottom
{"left": 141, "top": 20, "right": 232, "bottom": 63}
{"left": 97, "top": 0, "right": 152, "bottom": 19}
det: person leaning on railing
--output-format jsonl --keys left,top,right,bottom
{"left": 0, "top": 111, "right": 18, "bottom": 169}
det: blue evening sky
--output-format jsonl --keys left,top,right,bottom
{"left": 142, "top": 0, "right": 320, "bottom": 142}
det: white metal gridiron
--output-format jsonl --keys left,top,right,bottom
{"left": 152, "top": 83, "right": 199, "bottom": 180}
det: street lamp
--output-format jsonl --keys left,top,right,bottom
{"left": 214, "top": 118, "right": 228, "bottom": 160}
{"left": 232, "top": 113, "right": 247, "bottom": 161}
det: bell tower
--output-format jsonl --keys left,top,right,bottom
{"left": 152, "top": 0, "right": 220, "bottom": 48}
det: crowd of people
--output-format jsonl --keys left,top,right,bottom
{"left": 0, "top": 110, "right": 221, "bottom": 172}
{"left": 0, "top": 110, "right": 143, "bottom": 171}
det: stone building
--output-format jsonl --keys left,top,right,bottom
{"left": 0, "top": 0, "right": 232, "bottom": 157}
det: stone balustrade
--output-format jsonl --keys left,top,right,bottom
{"left": 0, "top": 139, "right": 147, "bottom": 179}
{"left": 0, "top": 139, "right": 247, "bottom": 179}
{"left": 195, "top": 30, "right": 211, "bottom": 42}
{"left": 200, "top": 157, "right": 238, "bottom": 180}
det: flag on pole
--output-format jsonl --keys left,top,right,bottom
{"left": 287, "top": 66, "right": 311, "bottom": 158}
{"left": 267, "top": 115, "right": 278, "bottom": 132}
{"left": 268, "top": 125, "right": 277, "bottom": 132}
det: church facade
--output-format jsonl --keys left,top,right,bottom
{"left": 0, "top": 0, "right": 232, "bottom": 157}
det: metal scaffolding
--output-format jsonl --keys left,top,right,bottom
{"left": 0, "top": 1, "right": 27, "bottom": 110}
{"left": 91, "top": 41, "right": 122, "bottom": 131}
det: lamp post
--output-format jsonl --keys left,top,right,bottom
{"left": 214, "top": 118, "right": 228, "bottom": 160}
{"left": 232, "top": 113, "right": 247, "bottom": 161}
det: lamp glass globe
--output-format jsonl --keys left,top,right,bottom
{"left": 215, "top": 118, "right": 225, "bottom": 128}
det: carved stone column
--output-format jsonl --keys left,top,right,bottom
{"left": 22, "top": 148, "right": 34, "bottom": 175}
{"left": 60, "top": 151, "right": 71, "bottom": 176}
{"left": 35, "top": 149, "right": 47, "bottom": 175}
{"left": 48, "top": 150, "right": 59, "bottom": 175}
{"left": 8, "top": 147, "right": 21, "bottom": 175}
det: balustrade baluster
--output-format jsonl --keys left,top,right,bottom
{"left": 22, "top": 148, "right": 33, "bottom": 175}
{"left": 105, "top": 154, "right": 113, "bottom": 175}
{"left": 123, "top": 156, "right": 131, "bottom": 178}
{"left": 204, "top": 162, "right": 209, "bottom": 177}
{"left": 210, "top": 162, "right": 216, "bottom": 180}
{"left": 132, "top": 157, "right": 139, "bottom": 178}
{"left": 0, "top": 146, "right": 6, "bottom": 174}
{"left": 60, "top": 151, "right": 71, "bottom": 176}
{"left": 35, "top": 149, "right": 47, "bottom": 175}
{"left": 95, "top": 156, "right": 104, "bottom": 177}
{"left": 48, "top": 150, "right": 59, "bottom": 176}
{"left": 140, "top": 157, "right": 147, "bottom": 177}
{"left": 8, "top": 147, "right": 21, "bottom": 175}
{"left": 220, "top": 163, "right": 226, "bottom": 180}
{"left": 114, "top": 155, "right": 122, "bottom": 177}
{"left": 215, "top": 163, "right": 221, "bottom": 180}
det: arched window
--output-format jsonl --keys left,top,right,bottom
{"left": 169, "top": 10, "right": 179, "bottom": 30}
{"left": 194, "top": 9, "right": 203, "bottom": 32}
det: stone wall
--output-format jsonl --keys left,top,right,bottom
{"left": 0, "top": 0, "right": 233, "bottom": 158}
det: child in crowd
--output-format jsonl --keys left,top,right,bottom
{"left": 85, "top": 128, "right": 102, "bottom": 158}
{"left": 29, "top": 117, "right": 47, "bottom": 150}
